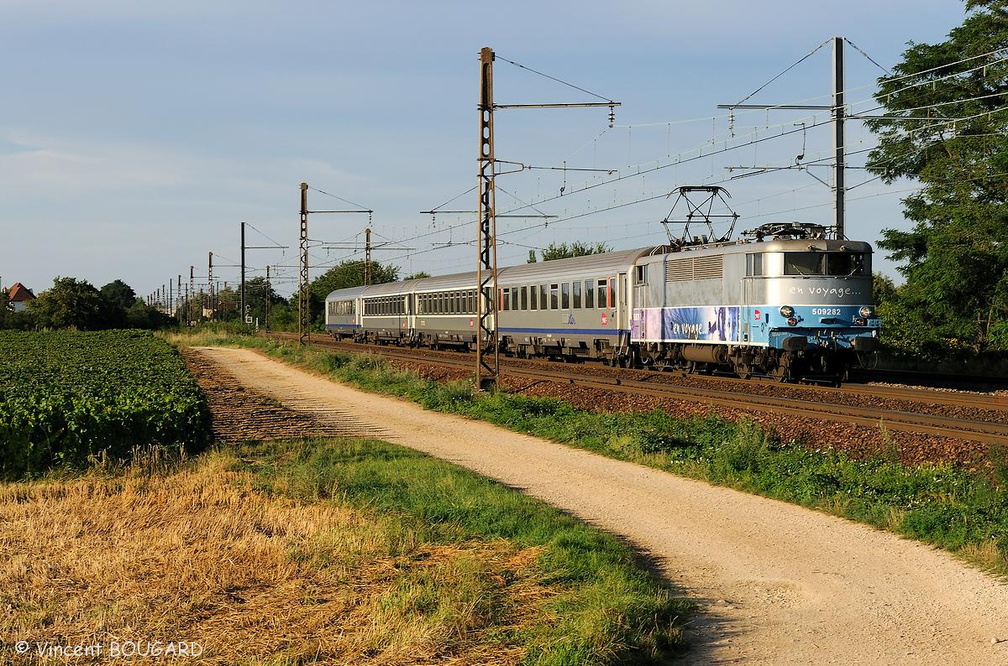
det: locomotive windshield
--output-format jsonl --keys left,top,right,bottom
{"left": 783, "top": 252, "right": 866, "bottom": 276}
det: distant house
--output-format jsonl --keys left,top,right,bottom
{"left": 7, "top": 282, "right": 35, "bottom": 312}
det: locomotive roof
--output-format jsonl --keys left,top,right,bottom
{"left": 757, "top": 238, "right": 874, "bottom": 253}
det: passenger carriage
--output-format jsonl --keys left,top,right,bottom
{"left": 495, "top": 248, "right": 654, "bottom": 364}
{"left": 324, "top": 285, "right": 366, "bottom": 340}
{"left": 411, "top": 272, "right": 480, "bottom": 350}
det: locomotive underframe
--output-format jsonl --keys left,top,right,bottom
{"left": 632, "top": 338, "right": 864, "bottom": 383}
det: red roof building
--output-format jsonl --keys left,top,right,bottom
{"left": 7, "top": 282, "right": 35, "bottom": 312}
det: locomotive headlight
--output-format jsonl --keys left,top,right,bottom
{"left": 859, "top": 306, "right": 874, "bottom": 318}
{"left": 779, "top": 305, "right": 795, "bottom": 318}
{"left": 787, "top": 317, "right": 798, "bottom": 327}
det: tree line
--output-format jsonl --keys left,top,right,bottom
{"left": 0, "top": 278, "right": 174, "bottom": 331}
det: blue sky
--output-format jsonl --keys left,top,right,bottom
{"left": 0, "top": 0, "right": 970, "bottom": 300}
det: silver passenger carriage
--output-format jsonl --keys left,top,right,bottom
{"left": 358, "top": 279, "right": 422, "bottom": 345}
{"left": 412, "top": 272, "right": 480, "bottom": 350}
{"left": 496, "top": 248, "right": 655, "bottom": 363}
{"left": 324, "top": 285, "right": 366, "bottom": 339}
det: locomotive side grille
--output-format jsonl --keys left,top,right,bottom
{"left": 665, "top": 258, "right": 692, "bottom": 282}
{"left": 693, "top": 255, "right": 723, "bottom": 279}
{"left": 665, "top": 255, "right": 724, "bottom": 282}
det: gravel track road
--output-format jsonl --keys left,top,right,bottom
{"left": 192, "top": 346, "right": 1008, "bottom": 665}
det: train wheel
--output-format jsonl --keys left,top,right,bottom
{"left": 770, "top": 365, "right": 789, "bottom": 382}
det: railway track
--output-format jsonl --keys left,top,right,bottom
{"left": 271, "top": 333, "right": 1008, "bottom": 448}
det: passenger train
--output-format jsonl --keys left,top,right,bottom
{"left": 325, "top": 222, "right": 881, "bottom": 383}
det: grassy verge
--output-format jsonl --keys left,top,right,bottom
{"left": 168, "top": 331, "right": 1008, "bottom": 578}
{"left": 0, "top": 440, "right": 688, "bottom": 665}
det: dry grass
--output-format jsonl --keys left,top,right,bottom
{"left": 0, "top": 452, "right": 547, "bottom": 665}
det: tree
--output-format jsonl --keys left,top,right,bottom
{"left": 240, "top": 277, "right": 286, "bottom": 327}
{"left": 865, "top": 0, "right": 1008, "bottom": 352}
{"left": 99, "top": 279, "right": 138, "bottom": 328}
{"left": 527, "top": 241, "right": 612, "bottom": 263}
{"left": 125, "top": 300, "right": 175, "bottom": 330}
{"left": 28, "top": 277, "right": 104, "bottom": 330}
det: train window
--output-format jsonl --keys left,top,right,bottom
{"left": 746, "top": 253, "right": 763, "bottom": 276}
{"left": 784, "top": 252, "right": 866, "bottom": 276}
{"left": 561, "top": 283, "right": 570, "bottom": 309}
{"left": 530, "top": 285, "right": 538, "bottom": 310}
{"left": 573, "top": 281, "right": 581, "bottom": 308}
{"left": 585, "top": 280, "right": 594, "bottom": 309}
{"left": 540, "top": 284, "right": 548, "bottom": 310}
{"left": 521, "top": 286, "right": 528, "bottom": 310}
{"left": 511, "top": 286, "right": 519, "bottom": 311}
{"left": 784, "top": 253, "right": 822, "bottom": 275}
{"left": 469, "top": 290, "right": 476, "bottom": 314}
{"left": 634, "top": 264, "right": 647, "bottom": 285}
{"left": 598, "top": 279, "right": 609, "bottom": 308}
{"left": 550, "top": 284, "right": 559, "bottom": 310}
{"left": 501, "top": 288, "right": 509, "bottom": 311}
{"left": 829, "top": 253, "right": 866, "bottom": 275}
{"left": 608, "top": 278, "right": 615, "bottom": 308}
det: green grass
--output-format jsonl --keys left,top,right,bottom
{"left": 169, "top": 330, "right": 1008, "bottom": 577}
{"left": 239, "top": 437, "right": 690, "bottom": 664}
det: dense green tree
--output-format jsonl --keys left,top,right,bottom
{"left": 267, "top": 301, "right": 297, "bottom": 332}
{"left": 240, "top": 277, "right": 286, "bottom": 327}
{"left": 865, "top": 0, "right": 1008, "bottom": 352}
{"left": 125, "top": 300, "right": 175, "bottom": 329}
{"left": 527, "top": 241, "right": 612, "bottom": 263}
{"left": 28, "top": 277, "right": 104, "bottom": 330}
{"left": 98, "top": 279, "right": 138, "bottom": 328}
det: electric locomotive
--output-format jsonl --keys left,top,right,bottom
{"left": 631, "top": 222, "right": 880, "bottom": 382}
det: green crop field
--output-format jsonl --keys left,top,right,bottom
{"left": 0, "top": 330, "right": 210, "bottom": 479}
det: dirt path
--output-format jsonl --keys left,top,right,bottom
{"left": 191, "top": 347, "right": 1007, "bottom": 665}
